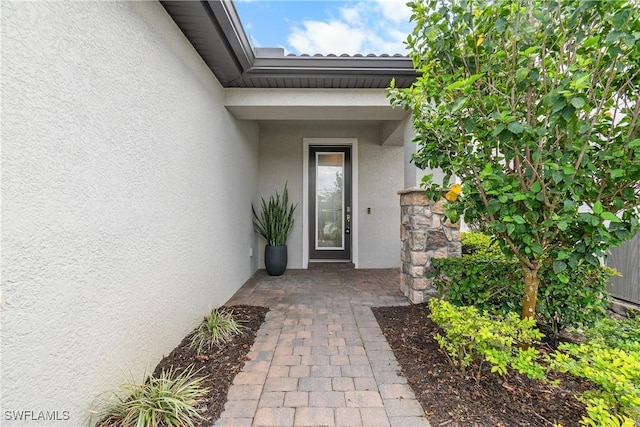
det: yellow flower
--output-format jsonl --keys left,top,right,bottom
{"left": 445, "top": 183, "right": 462, "bottom": 201}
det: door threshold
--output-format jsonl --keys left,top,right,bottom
{"left": 308, "top": 261, "right": 355, "bottom": 270}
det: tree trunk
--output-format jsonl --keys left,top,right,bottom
{"left": 520, "top": 264, "right": 540, "bottom": 320}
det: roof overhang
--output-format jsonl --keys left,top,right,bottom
{"left": 160, "top": 0, "right": 419, "bottom": 89}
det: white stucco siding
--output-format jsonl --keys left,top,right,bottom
{"left": 402, "top": 117, "right": 447, "bottom": 189}
{"left": 258, "top": 124, "right": 402, "bottom": 269}
{"left": 1, "top": 1, "right": 258, "bottom": 424}
{"left": 358, "top": 133, "right": 404, "bottom": 268}
{"left": 256, "top": 127, "right": 305, "bottom": 269}
{"left": 403, "top": 117, "right": 420, "bottom": 188}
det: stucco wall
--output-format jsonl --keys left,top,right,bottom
{"left": 1, "top": 1, "right": 258, "bottom": 424}
{"left": 257, "top": 124, "right": 403, "bottom": 269}
{"left": 402, "top": 117, "right": 447, "bottom": 189}
{"left": 403, "top": 118, "right": 420, "bottom": 188}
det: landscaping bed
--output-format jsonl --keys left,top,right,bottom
{"left": 373, "top": 303, "right": 592, "bottom": 427}
{"left": 152, "top": 305, "right": 269, "bottom": 427}
{"left": 101, "top": 300, "right": 631, "bottom": 427}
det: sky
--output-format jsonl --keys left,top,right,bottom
{"left": 234, "top": 0, "right": 413, "bottom": 56}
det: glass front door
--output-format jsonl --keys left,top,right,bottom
{"left": 309, "top": 146, "right": 352, "bottom": 260}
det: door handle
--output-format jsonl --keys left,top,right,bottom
{"left": 345, "top": 207, "right": 351, "bottom": 234}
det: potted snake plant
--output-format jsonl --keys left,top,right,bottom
{"left": 252, "top": 183, "right": 297, "bottom": 276}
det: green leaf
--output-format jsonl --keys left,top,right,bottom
{"left": 582, "top": 35, "right": 600, "bottom": 49}
{"left": 487, "top": 199, "right": 502, "bottom": 215}
{"left": 609, "top": 169, "right": 625, "bottom": 179}
{"left": 466, "top": 73, "right": 483, "bottom": 86}
{"left": 447, "top": 210, "right": 460, "bottom": 223}
{"left": 494, "top": 222, "right": 507, "bottom": 233}
{"left": 530, "top": 181, "right": 542, "bottom": 193}
{"left": 557, "top": 273, "right": 570, "bottom": 284}
{"left": 447, "top": 74, "right": 483, "bottom": 90}
{"left": 593, "top": 201, "right": 603, "bottom": 215}
{"left": 558, "top": 220, "right": 568, "bottom": 231}
{"left": 561, "top": 105, "right": 576, "bottom": 121}
{"left": 513, "top": 215, "right": 526, "bottom": 225}
{"left": 552, "top": 99, "right": 566, "bottom": 113}
{"left": 515, "top": 68, "right": 529, "bottom": 83}
{"left": 570, "top": 97, "right": 585, "bottom": 109}
{"left": 553, "top": 260, "right": 567, "bottom": 274}
{"left": 552, "top": 171, "right": 563, "bottom": 184}
{"left": 463, "top": 117, "right": 476, "bottom": 132}
{"left": 492, "top": 123, "right": 505, "bottom": 137}
{"left": 479, "top": 163, "right": 493, "bottom": 179}
{"left": 572, "top": 73, "right": 591, "bottom": 89}
{"left": 564, "top": 200, "right": 576, "bottom": 212}
{"left": 612, "top": 9, "right": 630, "bottom": 30}
{"left": 531, "top": 242, "right": 543, "bottom": 255}
{"left": 601, "top": 212, "right": 621, "bottom": 222}
{"left": 508, "top": 121, "right": 524, "bottom": 134}
{"left": 451, "top": 96, "right": 468, "bottom": 112}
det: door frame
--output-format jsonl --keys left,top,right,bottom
{"left": 303, "top": 138, "right": 359, "bottom": 268}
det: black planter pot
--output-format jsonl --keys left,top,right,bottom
{"left": 265, "top": 245, "right": 287, "bottom": 276}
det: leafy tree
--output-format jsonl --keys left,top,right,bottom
{"left": 390, "top": 0, "right": 640, "bottom": 319}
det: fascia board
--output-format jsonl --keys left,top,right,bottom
{"left": 249, "top": 57, "right": 417, "bottom": 76}
{"left": 206, "top": 0, "right": 254, "bottom": 71}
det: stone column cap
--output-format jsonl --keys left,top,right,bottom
{"left": 397, "top": 187, "right": 426, "bottom": 195}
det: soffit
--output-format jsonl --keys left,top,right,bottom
{"left": 160, "top": 1, "right": 250, "bottom": 85}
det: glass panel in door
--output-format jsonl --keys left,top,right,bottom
{"left": 316, "top": 153, "right": 344, "bottom": 250}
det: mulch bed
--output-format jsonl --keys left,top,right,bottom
{"left": 152, "top": 305, "right": 269, "bottom": 427}
{"left": 113, "top": 302, "right": 593, "bottom": 426}
{"left": 372, "top": 303, "right": 593, "bottom": 427}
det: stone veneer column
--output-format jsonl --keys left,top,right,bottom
{"left": 398, "top": 188, "right": 462, "bottom": 303}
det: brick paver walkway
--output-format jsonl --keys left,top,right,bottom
{"left": 215, "top": 266, "right": 431, "bottom": 427}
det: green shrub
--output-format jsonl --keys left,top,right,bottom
{"left": 96, "top": 367, "right": 209, "bottom": 427}
{"left": 584, "top": 315, "right": 640, "bottom": 353}
{"left": 431, "top": 254, "right": 523, "bottom": 314}
{"left": 189, "top": 308, "right": 244, "bottom": 354}
{"left": 460, "top": 232, "right": 501, "bottom": 256}
{"left": 431, "top": 254, "right": 613, "bottom": 337}
{"left": 550, "top": 342, "right": 640, "bottom": 426}
{"left": 428, "top": 299, "right": 546, "bottom": 380}
{"left": 537, "top": 264, "right": 613, "bottom": 338}
{"left": 579, "top": 399, "right": 637, "bottom": 427}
